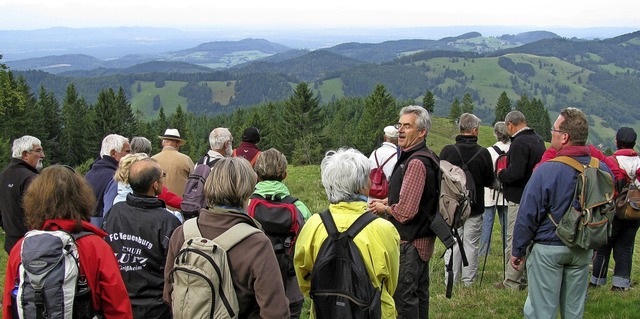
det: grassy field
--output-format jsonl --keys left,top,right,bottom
{"left": 2, "top": 146, "right": 638, "bottom": 318}
{"left": 286, "top": 164, "right": 640, "bottom": 319}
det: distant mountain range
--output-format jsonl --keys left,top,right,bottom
{"left": 5, "top": 27, "right": 640, "bottom": 149}
{"left": 4, "top": 31, "right": 562, "bottom": 74}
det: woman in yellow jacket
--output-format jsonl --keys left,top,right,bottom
{"left": 294, "top": 148, "right": 401, "bottom": 318}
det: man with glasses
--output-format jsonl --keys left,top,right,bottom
{"left": 103, "top": 158, "right": 181, "bottom": 319}
{"left": 370, "top": 105, "right": 438, "bottom": 319}
{"left": 0, "top": 135, "right": 45, "bottom": 253}
{"left": 494, "top": 111, "right": 546, "bottom": 290}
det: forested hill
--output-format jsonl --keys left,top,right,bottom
{"left": 5, "top": 30, "right": 640, "bottom": 150}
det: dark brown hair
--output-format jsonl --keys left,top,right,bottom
{"left": 23, "top": 165, "right": 96, "bottom": 232}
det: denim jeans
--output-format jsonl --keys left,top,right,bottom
{"left": 479, "top": 205, "right": 508, "bottom": 256}
{"left": 591, "top": 217, "right": 640, "bottom": 288}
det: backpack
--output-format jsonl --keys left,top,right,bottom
{"left": 408, "top": 150, "right": 469, "bottom": 299}
{"left": 613, "top": 157, "right": 640, "bottom": 220}
{"left": 452, "top": 145, "right": 484, "bottom": 206}
{"left": 490, "top": 145, "right": 508, "bottom": 191}
{"left": 181, "top": 157, "right": 220, "bottom": 220}
{"left": 12, "top": 230, "right": 95, "bottom": 319}
{"left": 548, "top": 156, "right": 615, "bottom": 250}
{"left": 369, "top": 151, "right": 395, "bottom": 199}
{"left": 169, "top": 219, "right": 261, "bottom": 319}
{"left": 246, "top": 194, "right": 302, "bottom": 281}
{"left": 310, "top": 210, "right": 381, "bottom": 319}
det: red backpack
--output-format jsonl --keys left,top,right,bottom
{"left": 491, "top": 146, "right": 508, "bottom": 190}
{"left": 369, "top": 151, "right": 395, "bottom": 199}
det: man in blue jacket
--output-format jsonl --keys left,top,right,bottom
{"left": 510, "top": 107, "right": 613, "bottom": 318}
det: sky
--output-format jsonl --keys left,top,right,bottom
{"left": 1, "top": 0, "right": 639, "bottom": 31}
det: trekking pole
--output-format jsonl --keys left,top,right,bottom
{"left": 479, "top": 205, "right": 494, "bottom": 286}
{"left": 501, "top": 187, "right": 506, "bottom": 282}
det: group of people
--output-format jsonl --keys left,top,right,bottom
{"left": 0, "top": 104, "right": 637, "bottom": 319}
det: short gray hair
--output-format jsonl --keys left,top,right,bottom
{"left": 400, "top": 105, "right": 431, "bottom": 133}
{"left": 505, "top": 111, "right": 527, "bottom": 126}
{"left": 254, "top": 148, "right": 287, "bottom": 182}
{"left": 494, "top": 122, "right": 510, "bottom": 143}
{"left": 458, "top": 113, "right": 481, "bottom": 133}
{"left": 209, "top": 128, "right": 232, "bottom": 150}
{"left": 130, "top": 137, "right": 152, "bottom": 155}
{"left": 205, "top": 157, "right": 256, "bottom": 208}
{"left": 321, "top": 148, "right": 370, "bottom": 204}
{"left": 12, "top": 136, "right": 41, "bottom": 158}
{"left": 100, "top": 134, "right": 129, "bottom": 158}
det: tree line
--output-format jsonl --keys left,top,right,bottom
{"left": 1, "top": 61, "right": 552, "bottom": 171}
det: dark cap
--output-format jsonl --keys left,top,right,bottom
{"left": 616, "top": 127, "right": 637, "bottom": 144}
{"left": 242, "top": 127, "right": 260, "bottom": 144}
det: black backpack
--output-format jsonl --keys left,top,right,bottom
{"left": 453, "top": 146, "right": 484, "bottom": 206}
{"left": 310, "top": 210, "right": 381, "bottom": 319}
{"left": 246, "top": 194, "right": 302, "bottom": 281}
{"left": 180, "top": 156, "right": 220, "bottom": 220}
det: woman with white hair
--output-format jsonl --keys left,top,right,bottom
{"left": 294, "top": 148, "right": 400, "bottom": 318}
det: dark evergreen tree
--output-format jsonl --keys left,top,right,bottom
{"left": 461, "top": 92, "right": 474, "bottom": 114}
{"left": 356, "top": 84, "right": 396, "bottom": 155}
{"left": 36, "top": 87, "right": 62, "bottom": 164}
{"left": 449, "top": 97, "right": 462, "bottom": 122}
{"left": 423, "top": 90, "right": 435, "bottom": 113}
{"left": 60, "top": 83, "right": 92, "bottom": 167}
{"left": 281, "top": 82, "right": 323, "bottom": 164}
{"left": 494, "top": 91, "right": 512, "bottom": 125}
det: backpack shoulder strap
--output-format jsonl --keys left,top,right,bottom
{"left": 345, "top": 212, "right": 377, "bottom": 239}
{"left": 250, "top": 151, "right": 262, "bottom": 166}
{"left": 182, "top": 218, "right": 203, "bottom": 240}
{"left": 72, "top": 231, "right": 95, "bottom": 241}
{"left": 279, "top": 195, "right": 298, "bottom": 204}
{"left": 492, "top": 145, "right": 505, "bottom": 155}
{"left": 550, "top": 155, "right": 588, "bottom": 172}
{"left": 453, "top": 145, "right": 483, "bottom": 166}
{"left": 319, "top": 210, "right": 339, "bottom": 239}
{"left": 215, "top": 223, "right": 262, "bottom": 251}
{"left": 207, "top": 157, "right": 221, "bottom": 168}
{"left": 453, "top": 145, "right": 466, "bottom": 166}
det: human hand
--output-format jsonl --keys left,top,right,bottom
{"left": 509, "top": 256, "right": 525, "bottom": 270}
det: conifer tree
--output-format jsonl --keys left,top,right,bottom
{"left": 281, "top": 82, "right": 323, "bottom": 164}
{"left": 93, "top": 88, "right": 119, "bottom": 140}
{"left": 494, "top": 92, "right": 512, "bottom": 125}
{"left": 449, "top": 97, "right": 462, "bottom": 122}
{"left": 356, "top": 84, "right": 396, "bottom": 155}
{"left": 115, "top": 87, "right": 137, "bottom": 138}
{"left": 423, "top": 90, "right": 435, "bottom": 113}
{"left": 461, "top": 92, "right": 474, "bottom": 114}
{"left": 60, "top": 83, "right": 92, "bottom": 166}
{"left": 36, "top": 87, "right": 62, "bottom": 164}
{"left": 170, "top": 104, "right": 192, "bottom": 156}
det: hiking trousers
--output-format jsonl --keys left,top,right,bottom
{"left": 503, "top": 202, "right": 526, "bottom": 289}
{"left": 524, "top": 244, "right": 591, "bottom": 319}
{"left": 395, "top": 243, "right": 430, "bottom": 319}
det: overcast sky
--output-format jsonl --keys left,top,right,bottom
{"left": 1, "top": 0, "right": 639, "bottom": 30}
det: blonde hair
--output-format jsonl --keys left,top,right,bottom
{"left": 254, "top": 148, "right": 287, "bottom": 181}
{"left": 205, "top": 157, "right": 257, "bottom": 208}
{"left": 114, "top": 153, "right": 149, "bottom": 183}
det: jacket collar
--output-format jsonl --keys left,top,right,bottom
{"left": 125, "top": 193, "right": 166, "bottom": 209}
{"left": 41, "top": 219, "right": 108, "bottom": 237}
{"left": 9, "top": 158, "right": 38, "bottom": 174}
{"left": 455, "top": 134, "right": 478, "bottom": 144}
{"left": 613, "top": 148, "right": 638, "bottom": 157}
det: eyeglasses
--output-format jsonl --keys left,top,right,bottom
{"left": 550, "top": 128, "right": 565, "bottom": 134}
{"left": 30, "top": 148, "right": 44, "bottom": 154}
{"left": 394, "top": 123, "right": 413, "bottom": 131}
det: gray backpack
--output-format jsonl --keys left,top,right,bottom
{"left": 13, "top": 230, "right": 94, "bottom": 319}
{"left": 169, "top": 219, "right": 261, "bottom": 319}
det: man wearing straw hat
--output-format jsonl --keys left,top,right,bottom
{"left": 152, "top": 128, "right": 194, "bottom": 199}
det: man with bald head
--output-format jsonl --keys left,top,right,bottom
{"left": 103, "top": 158, "right": 181, "bottom": 319}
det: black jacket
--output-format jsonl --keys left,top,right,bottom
{"left": 497, "top": 128, "right": 546, "bottom": 203}
{"left": 439, "top": 135, "right": 494, "bottom": 217}
{"left": 0, "top": 158, "right": 38, "bottom": 253}
{"left": 103, "top": 193, "right": 181, "bottom": 319}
